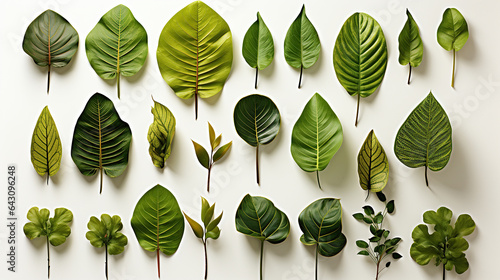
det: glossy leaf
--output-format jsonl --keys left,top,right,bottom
{"left": 86, "top": 4, "right": 148, "bottom": 98}
{"left": 184, "top": 213, "right": 204, "bottom": 239}
{"left": 284, "top": 5, "right": 320, "bottom": 88}
{"left": 398, "top": 9, "right": 423, "bottom": 84}
{"left": 213, "top": 142, "right": 232, "bottom": 162}
{"left": 333, "top": 12, "right": 387, "bottom": 126}
{"left": 394, "top": 92, "right": 452, "bottom": 186}
{"left": 147, "top": 100, "right": 176, "bottom": 169}
{"left": 291, "top": 93, "right": 343, "bottom": 189}
{"left": 357, "top": 130, "right": 389, "bottom": 193}
{"left": 130, "top": 184, "right": 184, "bottom": 278}
{"left": 157, "top": 1, "right": 233, "bottom": 119}
{"left": 71, "top": 93, "right": 132, "bottom": 194}
{"left": 30, "top": 106, "right": 62, "bottom": 184}
{"left": 192, "top": 140, "right": 210, "bottom": 169}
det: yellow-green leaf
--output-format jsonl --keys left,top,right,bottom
{"left": 183, "top": 212, "right": 203, "bottom": 239}
{"left": 148, "top": 100, "right": 176, "bottom": 168}
{"left": 192, "top": 140, "right": 210, "bottom": 169}
{"left": 213, "top": 141, "right": 232, "bottom": 162}
{"left": 208, "top": 122, "right": 216, "bottom": 147}
{"left": 357, "top": 130, "right": 389, "bottom": 193}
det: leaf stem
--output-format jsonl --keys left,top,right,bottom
{"left": 255, "top": 68, "right": 258, "bottom": 89}
{"left": 298, "top": 65, "right": 303, "bottom": 89}
{"left": 105, "top": 244, "right": 108, "bottom": 280}
{"left": 207, "top": 166, "right": 212, "bottom": 193}
{"left": 442, "top": 263, "right": 445, "bottom": 280}
{"left": 408, "top": 65, "right": 412, "bottom": 85}
{"left": 195, "top": 93, "right": 198, "bottom": 120}
{"left": 157, "top": 248, "right": 160, "bottom": 279}
{"left": 100, "top": 167, "right": 103, "bottom": 194}
{"left": 316, "top": 170, "right": 322, "bottom": 190}
{"left": 315, "top": 244, "right": 319, "bottom": 280}
{"left": 260, "top": 240, "right": 264, "bottom": 280}
{"left": 46, "top": 236, "right": 50, "bottom": 279}
{"left": 47, "top": 65, "right": 51, "bottom": 94}
{"left": 204, "top": 239, "right": 208, "bottom": 280}
{"left": 451, "top": 49, "right": 455, "bottom": 88}
{"left": 355, "top": 94, "right": 360, "bottom": 127}
{"left": 117, "top": 74, "right": 121, "bottom": 99}
{"left": 256, "top": 145, "right": 260, "bottom": 185}
{"left": 425, "top": 165, "right": 429, "bottom": 187}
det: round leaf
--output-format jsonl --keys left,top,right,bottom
{"left": 357, "top": 130, "right": 389, "bottom": 193}
{"left": 437, "top": 8, "right": 469, "bottom": 51}
{"left": 86, "top": 214, "right": 128, "bottom": 255}
{"left": 242, "top": 12, "right": 274, "bottom": 70}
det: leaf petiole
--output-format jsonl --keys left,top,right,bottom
{"left": 298, "top": 65, "right": 303, "bottom": 89}
{"left": 408, "top": 65, "right": 412, "bottom": 85}
{"left": 355, "top": 94, "right": 360, "bottom": 127}
{"left": 255, "top": 68, "right": 258, "bottom": 89}
{"left": 451, "top": 49, "right": 455, "bottom": 88}
{"left": 105, "top": 244, "right": 108, "bottom": 280}
{"left": 47, "top": 65, "right": 51, "bottom": 94}
{"left": 260, "top": 240, "right": 264, "bottom": 280}
{"left": 47, "top": 236, "right": 50, "bottom": 279}
{"left": 256, "top": 145, "right": 260, "bottom": 185}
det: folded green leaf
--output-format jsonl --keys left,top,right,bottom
{"left": 357, "top": 130, "right": 389, "bottom": 194}
{"left": 23, "top": 10, "right": 79, "bottom": 93}
{"left": 394, "top": 92, "right": 452, "bottom": 187}
{"left": 86, "top": 4, "right": 148, "bottom": 98}
{"left": 147, "top": 99, "right": 176, "bottom": 169}
{"left": 398, "top": 9, "right": 423, "bottom": 84}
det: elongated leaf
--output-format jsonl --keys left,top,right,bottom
{"left": 147, "top": 100, "right": 176, "bottom": 169}
{"left": 284, "top": 5, "right": 320, "bottom": 88}
{"left": 30, "top": 106, "right": 62, "bottom": 184}
{"left": 86, "top": 214, "right": 128, "bottom": 255}
{"left": 192, "top": 140, "right": 210, "bottom": 169}
{"left": 333, "top": 12, "right": 387, "bottom": 126}
{"left": 71, "top": 93, "right": 132, "bottom": 194}
{"left": 131, "top": 184, "right": 184, "bottom": 278}
{"left": 357, "top": 130, "right": 389, "bottom": 193}
{"left": 183, "top": 213, "right": 204, "bottom": 239}
{"left": 398, "top": 9, "right": 423, "bottom": 84}
{"left": 213, "top": 142, "right": 232, "bottom": 162}
{"left": 394, "top": 92, "right": 452, "bottom": 186}
{"left": 157, "top": 1, "right": 233, "bottom": 119}
{"left": 22, "top": 9, "right": 79, "bottom": 93}
{"left": 291, "top": 93, "right": 343, "bottom": 189}
{"left": 86, "top": 4, "right": 148, "bottom": 98}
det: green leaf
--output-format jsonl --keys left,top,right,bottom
{"left": 183, "top": 212, "right": 204, "bottom": 239}
{"left": 392, "top": 252, "right": 403, "bottom": 259}
{"left": 299, "top": 198, "right": 347, "bottom": 257}
{"left": 86, "top": 4, "right": 147, "bottom": 98}
{"left": 213, "top": 135, "right": 222, "bottom": 150}
{"left": 213, "top": 142, "right": 232, "bottom": 162}
{"left": 387, "top": 200, "right": 395, "bottom": 214}
{"left": 243, "top": 12, "right": 274, "bottom": 88}
{"left": 192, "top": 140, "right": 210, "bottom": 169}
{"left": 353, "top": 213, "right": 364, "bottom": 220}
{"left": 208, "top": 122, "right": 216, "bottom": 147}
{"left": 394, "top": 92, "right": 452, "bottom": 187}
{"left": 30, "top": 106, "right": 62, "bottom": 184}
{"left": 157, "top": 1, "right": 232, "bottom": 120}
{"left": 452, "top": 214, "right": 476, "bottom": 238}
{"left": 333, "top": 12, "right": 387, "bottom": 126}
{"left": 203, "top": 204, "right": 215, "bottom": 228}
{"left": 86, "top": 214, "right": 128, "bottom": 255}
{"left": 206, "top": 227, "right": 221, "bottom": 240}
{"left": 358, "top": 250, "right": 370, "bottom": 256}
{"left": 363, "top": 206, "right": 374, "bottom": 216}
{"left": 357, "top": 130, "right": 389, "bottom": 193}
{"left": 147, "top": 99, "right": 176, "bottom": 169}
{"left": 71, "top": 93, "right": 132, "bottom": 194}
{"left": 374, "top": 213, "right": 384, "bottom": 224}
{"left": 234, "top": 94, "right": 280, "bottom": 185}
{"left": 201, "top": 197, "right": 210, "bottom": 219}
{"left": 207, "top": 212, "right": 223, "bottom": 232}
{"left": 22, "top": 10, "right": 79, "bottom": 93}
{"left": 376, "top": 191, "right": 387, "bottom": 202}
{"left": 291, "top": 93, "right": 343, "bottom": 189}
{"left": 398, "top": 9, "right": 423, "bottom": 84}
{"left": 356, "top": 240, "right": 369, "bottom": 249}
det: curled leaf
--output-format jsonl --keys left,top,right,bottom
{"left": 148, "top": 100, "right": 176, "bottom": 169}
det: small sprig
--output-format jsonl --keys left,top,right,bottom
{"left": 184, "top": 197, "right": 223, "bottom": 280}
{"left": 192, "top": 122, "right": 232, "bottom": 192}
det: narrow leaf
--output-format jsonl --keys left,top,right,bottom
{"left": 208, "top": 122, "right": 216, "bottom": 147}
{"left": 203, "top": 204, "right": 215, "bottom": 227}
{"left": 398, "top": 9, "right": 423, "bottom": 84}
{"left": 192, "top": 140, "right": 210, "bottom": 169}
{"left": 207, "top": 212, "right": 223, "bottom": 232}
{"left": 183, "top": 212, "right": 204, "bottom": 239}
{"left": 213, "top": 142, "right": 232, "bottom": 162}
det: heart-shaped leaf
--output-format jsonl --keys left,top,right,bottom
{"left": 394, "top": 92, "right": 452, "bottom": 187}
{"left": 130, "top": 184, "right": 184, "bottom": 278}
{"left": 333, "top": 12, "right": 387, "bottom": 126}
{"left": 357, "top": 129, "right": 389, "bottom": 194}
{"left": 157, "top": 1, "right": 233, "bottom": 120}
{"left": 291, "top": 93, "right": 343, "bottom": 189}
{"left": 71, "top": 93, "right": 132, "bottom": 194}
{"left": 437, "top": 8, "right": 469, "bottom": 88}
{"left": 147, "top": 99, "right": 176, "bottom": 169}
{"left": 284, "top": 5, "right": 320, "bottom": 88}
{"left": 31, "top": 106, "right": 62, "bottom": 185}
{"left": 86, "top": 4, "right": 148, "bottom": 98}
{"left": 243, "top": 12, "right": 274, "bottom": 89}
{"left": 234, "top": 94, "right": 280, "bottom": 185}
{"left": 22, "top": 10, "right": 79, "bottom": 93}
{"left": 398, "top": 9, "right": 423, "bottom": 84}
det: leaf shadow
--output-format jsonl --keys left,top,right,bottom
{"left": 257, "top": 60, "right": 276, "bottom": 89}
{"left": 27, "top": 235, "right": 47, "bottom": 250}
{"left": 432, "top": 137, "right": 471, "bottom": 194}
{"left": 53, "top": 233, "right": 72, "bottom": 255}
{"left": 411, "top": 42, "right": 430, "bottom": 84}
{"left": 314, "top": 136, "right": 352, "bottom": 194}
{"left": 459, "top": 24, "right": 476, "bottom": 62}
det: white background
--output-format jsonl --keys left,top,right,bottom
{"left": 1, "top": 0, "right": 500, "bottom": 279}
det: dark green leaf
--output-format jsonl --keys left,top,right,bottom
{"left": 385, "top": 262, "right": 391, "bottom": 268}
{"left": 370, "top": 225, "right": 377, "bottom": 235}
{"left": 374, "top": 213, "right": 384, "bottom": 224}
{"left": 393, "top": 252, "right": 403, "bottom": 259}
{"left": 398, "top": 9, "right": 423, "bottom": 84}
{"left": 363, "top": 206, "right": 374, "bottom": 216}
{"left": 369, "top": 236, "right": 381, "bottom": 243}
{"left": 387, "top": 200, "right": 395, "bottom": 214}
{"left": 356, "top": 240, "right": 369, "bottom": 249}
{"left": 376, "top": 191, "right": 386, "bottom": 202}
{"left": 374, "top": 245, "right": 385, "bottom": 254}
{"left": 363, "top": 217, "right": 373, "bottom": 224}
{"left": 358, "top": 250, "right": 370, "bottom": 256}
{"left": 353, "top": 213, "right": 364, "bottom": 220}
{"left": 147, "top": 100, "right": 175, "bottom": 168}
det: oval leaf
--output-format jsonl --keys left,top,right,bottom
{"left": 22, "top": 10, "right": 79, "bottom": 93}
{"left": 357, "top": 129, "right": 389, "bottom": 193}
{"left": 71, "top": 93, "right": 132, "bottom": 194}
{"left": 147, "top": 100, "right": 176, "bottom": 169}
{"left": 192, "top": 140, "right": 210, "bottom": 169}
{"left": 394, "top": 92, "right": 452, "bottom": 186}
{"left": 157, "top": 1, "right": 233, "bottom": 119}
{"left": 31, "top": 106, "right": 62, "bottom": 184}
{"left": 86, "top": 4, "right": 148, "bottom": 98}
{"left": 213, "top": 141, "right": 232, "bottom": 162}
{"left": 398, "top": 9, "right": 423, "bottom": 84}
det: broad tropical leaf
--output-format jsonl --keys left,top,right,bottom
{"left": 284, "top": 4, "right": 320, "bottom": 88}
{"left": 357, "top": 130, "right": 389, "bottom": 194}
{"left": 131, "top": 184, "right": 184, "bottom": 278}
{"left": 157, "top": 1, "right": 233, "bottom": 119}
{"left": 147, "top": 100, "right": 175, "bottom": 169}
{"left": 71, "top": 93, "right": 132, "bottom": 194}
{"left": 437, "top": 8, "right": 469, "bottom": 88}
{"left": 333, "top": 12, "right": 387, "bottom": 126}
{"left": 394, "top": 92, "right": 452, "bottom": 186}
{"left": 398, "top": 9, "right": 423, "bottom": 84}
{"left": 22, "top": 9, "right": 79, "bottom": 93}
{"left": 86, "top": 4, "right": 148, "bottom": 98}
{"left": 30, "top": 106, "right": 62, "bottom": 184}
{"left": 243, "top": 12, "right": 274, "bottom": 89}
{"left": 234, "top": 94, "right": 280, "bottom": 185}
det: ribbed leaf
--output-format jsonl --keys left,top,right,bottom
{"left": 357, "top": 130, "right": 389, "bottom": 193}
{"left": 333, "top": 12, "right": 387, "bottom": 126}
{"left": 30, "top": 106, "right": 62, "bottom": 184}
{"left": 398, "top": 9, "right": 423, "bottom": 84}
{"left": 394, "top": 92, "right": 452, "bottom": 186}
{"left": 71, "top": 93, "right": 132, "bottom": 194}
{"left": 86, "top": 4, "right": 148, "bottom": 98}
{"left": 291, "top": 93, "right": 343, "bottom": 189}
{"left": 147, "top": 100, "right": 176, "bottom": 169}
{"left": 22, "top": 10, "right": 79, "bottom": 93}
{"left": 157, "top": 1, "right": 233, "bottom": 119}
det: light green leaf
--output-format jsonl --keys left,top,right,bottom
{"left": 394, "top": 92, "right": 452, "bottom": 187}
{"left": 213, "top": 142, "right": 232, "bottom": 162}
{"left": 206, "top": 227, "right": 221, "bottom": 240}
{"left": 452, "top": 214, "right": 476, "bottom": 238}
{"left": 398, "top": 9, "right": 423, "bottom": 84}
{"left": 207, "top": 212, "right": 223, "bottom": 232}
{"left": 333, "top": 12, "right": 387, "bottom": 126}
{"left": 291, "top": 93, "right": 343, "bottom": 189}
{"left": 213, "top": 135, "right": 222, "bottom": 150}
{"left": 147, "top": 99, "right": 176, "bottom": 169}
{"left": 203, "top": 204, "right": 215, "bottom": 227}
{"left": 208, "top": 122, "right": 216, "bottom": 147}
{"left": 86, "top": 4, "right": 148, "bottom": 98}
{"left": 357, "top": 129, "right": 389, "bottom": 193}
{"left": 183, "top": 212, "right": 204, "bottom": 239}
{"left": 71, "top": 93, "right": 132, "bottom": 194}
{"left": 192, "top": 140, "right": 210, "bottom": 169}
{"left": 201, "top": 197, "right": 210, "bottom": 219}
{"left": 30, "top": 106, "right": 62, "bottom": 184}
{"left": 85, "top": 214, "right": 128, "bottom": 255}
{"left": 22, "top": 10, "right": 79, "bottom": 93}
{"left": 157, "top": 1, "right": 232, "bottom": 119}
